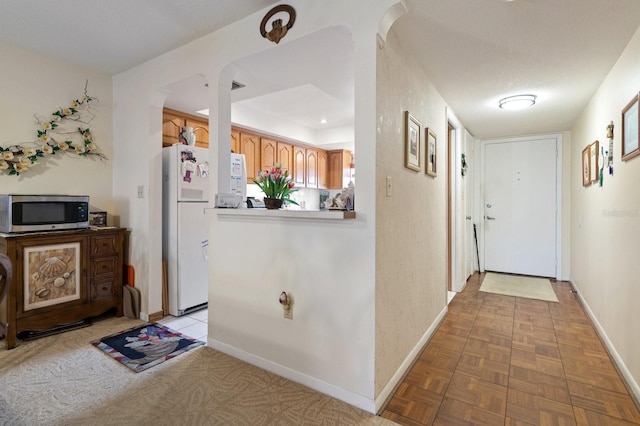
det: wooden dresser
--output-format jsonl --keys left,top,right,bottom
{"left": 0, "top": 228, "right": 125, "bottom": 349}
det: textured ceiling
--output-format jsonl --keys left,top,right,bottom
{"left": 0, "top": 0, "right": 279, "bottom": 75}
{"left": 1, "top": 0, "right": 640, "bottom": 139}
{"left": 394, "top": 0, "right": 640, "bottom": 138}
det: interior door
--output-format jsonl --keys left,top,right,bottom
{"left": 464, "top": 133, "right": 475, "bottom": 279}
{"left": 483, "top": 137, "right": 556, "bottom": 277}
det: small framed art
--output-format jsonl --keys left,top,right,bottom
{"left": 425, "top": 128, "right": 437, "bottom": 177}
{"left": 590, "top": 140, "right": 599, "bottom": 182}
{"left": 90, "top": 211, "right": 107, "bottom": 227}
{"left": 404, "top": 111, "right": 421, "bottom": 171}
{"left": 622, "top": 93, "right": 640, "bottom": 161}
{"left": 582, "top": 145, "right": 591, "bottom": 186}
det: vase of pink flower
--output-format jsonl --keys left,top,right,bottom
{"left": 253, "top": 163, "right": 299, "bottom": 209}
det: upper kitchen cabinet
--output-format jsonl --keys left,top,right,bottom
{"left": 232, "top": 125, "right": 336, "bottom": 189}
{"left": 277, "top": 142, "right": 293, "bottom": 173}
{"left": 231, "top": 129, "right": 240, "bottom": 154}
{"left": 293, "top": 146, "right": 328, "bottom": 189}
{"left": 292, "top": 146, "right": 306, "bottom": 187}
{"left": 305, "top": 148, "right": 319, "bottom": 189}
{"left": 261, "top": 138, "right": 276, "bottom": 169}
{"left": 162, "top": 109, "right": 184, "bottom": 146}
{"left": 162, "top": 108, "right": 209, "bottom": 148}
{"left": 317, "top": 149, "right": 328, "bottom": 189}
{"left": 185, "top": 116, "right": 209, "bottom": 148}
{"left": 239, "top": 131, "right": 261, "bottom": 182}
{"left": 261, "top": 138, "right": 293, "bottom": 173}
{"left": 327, "top": 149, "right": 353, "bottom": 189}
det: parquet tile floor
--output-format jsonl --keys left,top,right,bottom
{"left": 381, "top": 273, "right": 640, "bottom": 425}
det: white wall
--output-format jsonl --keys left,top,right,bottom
{"left": 112, "top": 0, "right": 403, "bottom": 413}
{"left": 570, "top": 26, "right": 640, "bottom": 401}
{"left": 374, "top": 28, "right": 451, "bottom": 399}
{"left": 0, "top": 42, "right": 113, "bottom": 212}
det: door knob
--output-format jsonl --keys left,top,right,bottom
{"left": 486, "top": 215, "right": 496, "bottom": 220}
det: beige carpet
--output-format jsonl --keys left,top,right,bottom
{"left": 479, "top": 272, "right": 559, "bottom": 302}
{"left": 0, "top": 316, "right": 396, "bottom": 426}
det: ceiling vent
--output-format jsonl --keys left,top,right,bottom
{"left": 231, "top": 80, "right": 245, "bottom": 90}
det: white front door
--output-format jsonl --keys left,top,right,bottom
{"left": 483, "top": 137, "right": 557, "bottom": 277}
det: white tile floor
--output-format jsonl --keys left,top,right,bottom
{"left": 157, "top": 308, "right": 208, "bottom": 342}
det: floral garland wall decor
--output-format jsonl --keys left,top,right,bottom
{"left": 0, "top": 83, "right": 106, "bottom": 176}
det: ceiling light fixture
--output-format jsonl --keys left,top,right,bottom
{"left": 320, "top": 118, "right": 327, "bottom": 124}
{"left": 499, "top": 94, "right": 537, "bottom": 110}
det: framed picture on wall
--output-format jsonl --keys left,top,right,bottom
{"left": 404, "top": 111, "right": 421, "bottom": 171}
{"left": 622, "top": 92, "right": 640, "bottom": 161}
{"left": 425, "top": 128, "right": 437, "bottom": 177}
{"left": 582, "top": 145, "right": 591, "bottom": 186}
{"left": 590, "top": 140, "right": 599, "bottom": 182}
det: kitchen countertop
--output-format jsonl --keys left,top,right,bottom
{"left": 214, "top": 208, "right": 356, "bottom": 220}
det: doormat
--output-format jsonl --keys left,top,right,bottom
{"left": 480, "top": 272, "right": 559, "bottom": 302}
{"left": 90, "top": 323, "right": 205, "bottom": 372}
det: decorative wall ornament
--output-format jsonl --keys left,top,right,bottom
{"left": 607, "top": 121, "right": 614, "bottom": 175}
{"left": 260, "top": 4, "right": 296, "bottom": 44}
{"left": 461, "top": 153, "right": 468, "bottom": 177}
{"left": 0, "top": 81, "right": 106, "bottom": 176}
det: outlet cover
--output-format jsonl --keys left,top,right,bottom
{"left": 284, "top": 307, "right": 293, "bottom": 320}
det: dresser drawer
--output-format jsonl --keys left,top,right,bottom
{"left": 90, "top": 234, "right": 118, "bottom": 256}
{"left": 91, "top": 278, "right": 116, "bottom": 300}
{"left": 90, "top": 257, "right": 117, "bottom": 277}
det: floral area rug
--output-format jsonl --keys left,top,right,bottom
{"left": 90, "top": 323, "right": 204, "bottom": 372}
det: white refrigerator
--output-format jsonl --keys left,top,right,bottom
{"left": 162, "top": 144, "right": 210, "bottom": 316}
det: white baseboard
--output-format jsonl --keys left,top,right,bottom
{"left": 206, "top": 305, "right": 449, "bottom": 415}
{"left": 572, "top": 285, "right": 640, "bottom": 406}
{"left": 374, "top": 306, "right": 448, "bottom": 413}
{"left": 207, "top": 338, "right": 376, "bottom": 413}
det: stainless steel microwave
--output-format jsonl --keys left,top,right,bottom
{"left": 0, "top": 194, "right": 90, "bottom": 233}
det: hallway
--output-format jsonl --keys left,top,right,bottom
{"left": 381, "top": 273, "right": 640, "bottom": 425}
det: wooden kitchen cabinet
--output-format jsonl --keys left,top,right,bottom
{"left": 317, "top": 149, "right": 328, "bottom": 189}
{"left": 277, "top": 142, "right": 293, "bottom": 173}
{"left": 231, "top": 129, "right": 240, "bottom": 154}
{"left": 260, "top": 138, "right": 277, "bottom": 171}
{"left": 328, "top": 149, "right": 353, "bottom": 189}
{"left": 240, "top": 131, "right": 261, "bottom": 182}
{"left": 306, "top": 148, "right": 319, "bottom": 188}
{"left": 162, "top": 109, "right": 184, "bottom": 146}
{"left": 292, "top": 146, "right": 306, "bottom": 187}
{"left": 186, "top": 117, "right": 209, "bottom": 148}
{"left": 232, "top": 125, "right": 345, "bottom": 190}
{"left": 261, "top": 138, "right": 293, "bottom": 173}
{"left": 162, "top": 108, "right": 209, "bottom": 148}
{"left": 0, "top": 228, "right": 125, "bottom": 349}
